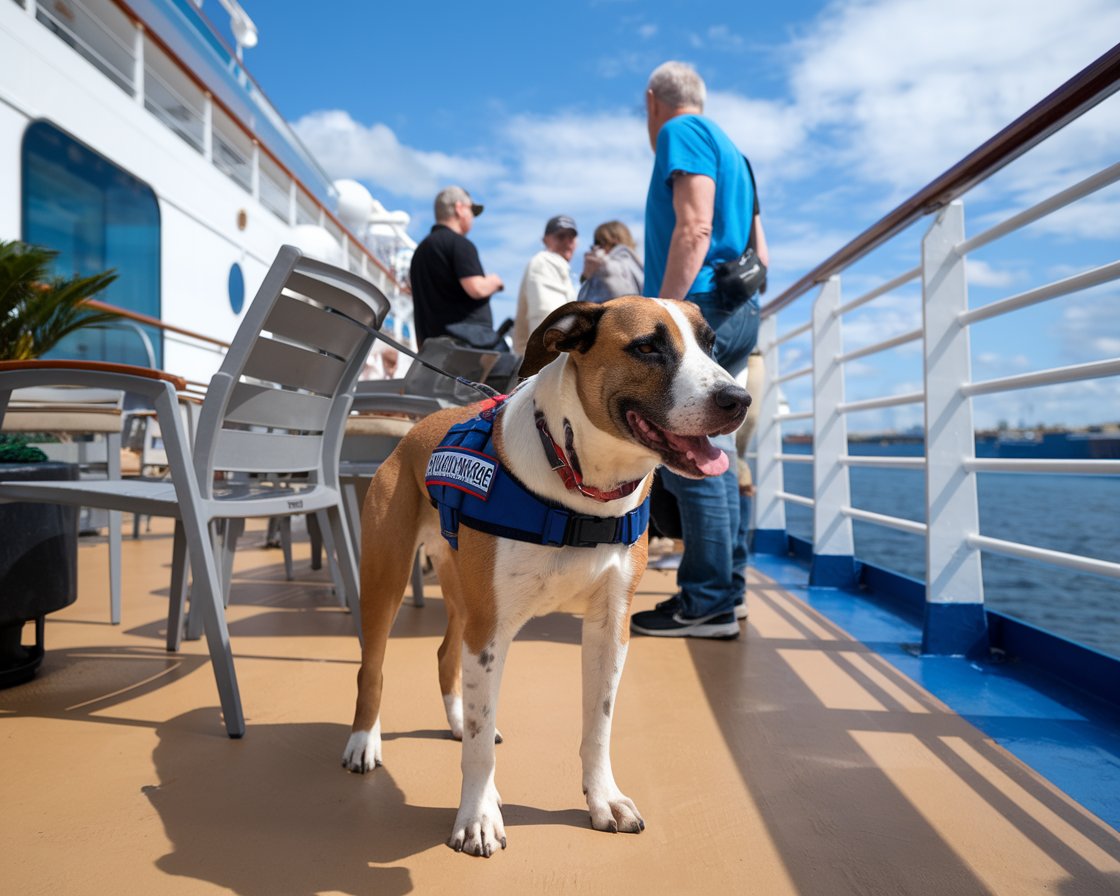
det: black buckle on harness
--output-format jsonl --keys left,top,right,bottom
{"left": 564, "top": 513, "right": 620, "bottom": 547}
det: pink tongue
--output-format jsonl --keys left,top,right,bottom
{"left": 665, "top": 432, "right": 729, "bottom": 476}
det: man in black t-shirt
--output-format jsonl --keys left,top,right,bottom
{"left": 409, "top": 186, "right": 504, "bottom": 346}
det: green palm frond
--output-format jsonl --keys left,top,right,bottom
{"left": 0, "top": 240, "right": 121, "bottom": 360}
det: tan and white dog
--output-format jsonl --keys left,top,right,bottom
{"left": 342, "top": 297, "right": 749, "bottom": 857}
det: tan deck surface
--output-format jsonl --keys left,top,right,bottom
{"left": 2, "top": 518, "right": 1118, "bottom": 895}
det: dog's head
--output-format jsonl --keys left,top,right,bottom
{"left": 519, "top": 296, "right": 750, "bottom": 479}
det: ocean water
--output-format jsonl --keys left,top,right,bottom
{"left": 776, "top": 441, "right": 1120, "bottom": 659}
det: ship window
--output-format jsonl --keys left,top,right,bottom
{"left": 21, "top": 120, "right": 162, "bottom": 368}
{"left": 228, "top": 262, "right": 245, "bottom": 315}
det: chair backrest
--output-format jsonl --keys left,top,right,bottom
{"left": 400, "top": 337, "right": 519, "bottom": 404}
{"left": 192, "top": 246, "right": 390, "bottom": 498}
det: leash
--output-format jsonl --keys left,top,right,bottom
{"left": 326, "top": 306, "right": 504, "bottom": 400}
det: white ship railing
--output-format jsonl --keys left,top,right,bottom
{"left": 752, "top": 43, "right": 1120, "bottom": 656}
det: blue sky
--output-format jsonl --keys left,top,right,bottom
{"left": 217, "top": 0, "right": 1118, "bottom": 432}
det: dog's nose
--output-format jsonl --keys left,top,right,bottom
{"left": 714, "top": 383, "right": 751, "bottom": 417}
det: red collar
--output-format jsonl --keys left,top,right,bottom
{"left": 534, "top": 410, "right": 643, "bottom": 503}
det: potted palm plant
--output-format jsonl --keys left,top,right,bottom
{"left": 0, "top": 240, "right": 119, "bottom": 686}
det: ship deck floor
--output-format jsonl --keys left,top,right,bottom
{"left": 2, "top": 518, "right": 1118, "bottom": 895}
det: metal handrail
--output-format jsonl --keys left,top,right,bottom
{"left": 762, "top": 42, "right": 1120, "bottom": 318}
{"left": 85, "top": 299, "right": 231, "bottom": 351}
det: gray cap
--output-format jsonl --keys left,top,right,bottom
{"left": 434, "top": 185, "right": 484, "bottom": 220}
{"left": 544, "top": 214, "right": 577, "bottom": 236}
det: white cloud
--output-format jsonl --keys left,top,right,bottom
{"left": 291, "top": 110, "right": 504, "bottom": 200}
{"left": 967, "top": 259, "right": 1016, "bottom": 288}
{"left": 705, "top": 91, "right": 807, "bottom": 170}
{"left": 1059, "top": 291, "right": 1120, "bottom": 360}
{"left": 786, "top": 0, "right": 1120, "bottom": 195}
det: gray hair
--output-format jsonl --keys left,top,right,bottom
{"left": 647, "top": 61, "right": 706, "bottom": 111}
{"left": 434, "top": 185, "right": 472, "bottom": 221}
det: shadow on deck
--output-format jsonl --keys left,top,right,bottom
{"left": 1, "top": 519, "right": 1117, "bottom": 895}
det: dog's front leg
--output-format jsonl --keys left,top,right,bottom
{"left": 580, "top": 586, "right": 645, "bottom": 834}
{"left": 448, "top": 637, "right": 508, "bottom": 857}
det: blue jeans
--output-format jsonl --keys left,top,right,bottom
{"left": 661, "top": 290, "right": 759, "bottom": 618}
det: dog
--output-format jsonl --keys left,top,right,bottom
{"left": 342, "top": 297, "right": 750, "bottom": 857}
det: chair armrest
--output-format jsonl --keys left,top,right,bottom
{"left": 0, "top": 360, "right": 188, "bottom": 392}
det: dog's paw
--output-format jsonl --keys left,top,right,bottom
{"left": 587, "top": 791, "right": 645, "bottom": 834}
{"left": 448, "top": 794, "right": 506, "bottom": 857}
{"left": 341, "top": 725, "right": 382, "bottom": 773}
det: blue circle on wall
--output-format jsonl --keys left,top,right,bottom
{"left": 228, "top": 262, "right": 245, "bottom": 314}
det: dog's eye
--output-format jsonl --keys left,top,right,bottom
{"left": 628, "top": 340, "right": 662, "bottom": 360}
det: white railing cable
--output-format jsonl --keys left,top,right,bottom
{"left": 773, "top": 364, "right": 813, "bottom": 385}
{"left": 835, "top": 265, "right": 922, "bottom": 318}
{"left": 956, "top": 160, "right": 1120, "bottom": 256}
{"left": 963, "top": 357, "right": 1120, "bottom": 396}
{"left": 841, "top": 455, "right": 926, "bottom": 470}
{"left": 775, "top": 320, "right": 813, "bottom": 346}
{"left": 775, "top": 453, "right": 813, "bottom": 464}
{"left": 842, "top": 505, "right": 928, "bottom": 536}
{"left": 837, "top": 391, "right": 924, "bottom": 414}
{"left": 968, "top": 534, "right": 1120, "bottom": 580}
{"left": 965, "top": 457, "right": 1120, "bottom": 475}
{"left": 958, "top": 260, "right": 1120, "bottom": 326}
{"left": 776, "top": 490, "right": 815, "bottom": 508}
{"left": 837, "top": 327, "right": 923, "bottom": 364}
{"left": 776, "top": 409, "right": 813, "bottom": 422}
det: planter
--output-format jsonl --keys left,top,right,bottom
{"left": 0, "top": 461, "right": 79, "bottom": 687}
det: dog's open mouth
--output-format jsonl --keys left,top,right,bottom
{"left": 626, "top": 410, "right": 729, "bottom": 478}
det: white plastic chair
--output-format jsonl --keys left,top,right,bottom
{"left": 0, "top": 246, "right": 390, "bottom": 737}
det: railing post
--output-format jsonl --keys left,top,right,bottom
{"left": 752, "top": 314, "right": 787, "bottom": 554}
{"left": 921, "top": 201, "right": 988, "bottom": 656}
{"left": 250, "top": 140, "right": 260, "bottom": 201}
{"left": 132, "top": 22, "right": 144, "bottom": 105}
{"left": 203, "top": 93, "right": 213, "bottom": 162}
{"left": 811, "top": 277, "right": 858, "bottom": 586}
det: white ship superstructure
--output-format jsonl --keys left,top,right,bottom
{"left": 0, "top": 0, "right": 414, "bottom": 382}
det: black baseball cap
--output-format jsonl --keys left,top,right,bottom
{"left": 544, "top": 215, "right": 578, "bottom": 236}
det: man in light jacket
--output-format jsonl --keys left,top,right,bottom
{"left": 511, "top": 215, "right": 578, "bottom": 355}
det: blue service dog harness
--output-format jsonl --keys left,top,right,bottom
{"left": 425, "top": 396, "right": 650, "bottom": 550}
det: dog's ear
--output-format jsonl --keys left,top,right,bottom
{"left": 518, "top": 301, "right": 606, "bottom": 377}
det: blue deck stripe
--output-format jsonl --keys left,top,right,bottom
{"left": 748, "top": 549, "right": 1120, "bottom": 831}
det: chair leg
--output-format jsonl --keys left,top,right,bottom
{"left": 166, "top": 520, "right": 188, "bottom": 651}
{"left": 279, "top": 516, "right": 293, "bottom": 581}
{"left": 108, "top": 508, "right": 122, "bottom": 625}
{"left": 187, "top": 521, "right": 222, "bottom": 642}
{"left": 307, "top": 512, "right": 323, "bottom": 570}
{"left": 324, "top": 504, "right": 361, "bottom": 621}
{"left": 181, "top": 513, "right": 246, "bottom": 738}
{"left": 341, "top": 478, "right": 362, "bottom": 545}
{"left": 410, "top": 549, "right": 425, "bottom": 607}
{"left": 220, "top": 517, "right": 245, "bottom": 608}
{"left": 316, "top": 510, "right": 347, "bottom": 608}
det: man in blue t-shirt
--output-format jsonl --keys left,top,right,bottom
{"left": 632, "top": 61, "right": 764, "bottom": 641}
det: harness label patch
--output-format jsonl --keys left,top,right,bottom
{"left": 426, "top": 448, "right": 497, "bottom": 500}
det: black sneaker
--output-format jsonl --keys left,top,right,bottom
{"left": 630, "top": 604, "right": 740, "bottom": 640}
